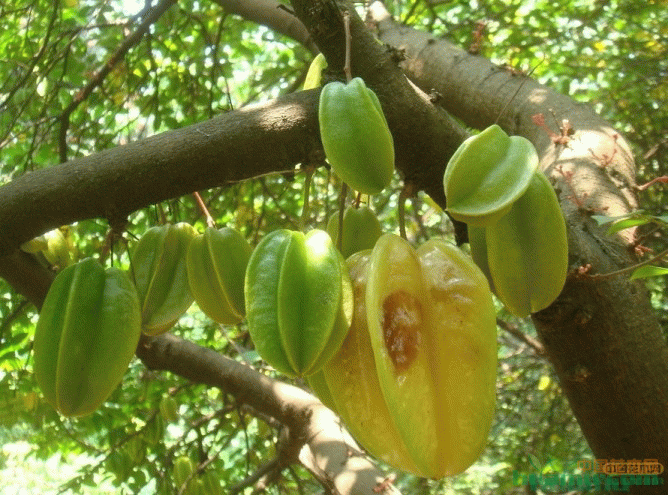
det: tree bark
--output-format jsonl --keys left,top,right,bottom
{"left": 367, "top": 3, "right": 668, "bottom": 490}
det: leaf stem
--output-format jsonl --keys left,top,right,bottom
{"left": 337, "top": 182, "right": 348, "bottom": 251}
{"left": 586, "top": 247, "right": 668, "bottom": 280}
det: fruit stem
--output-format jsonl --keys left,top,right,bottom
{"left": 343, "top": 11, "right": 352, "bottom": 83}
{"left": 398, "top": 186, "right": 408, "bottom": 240}
{"left": 193, "top": 191, "right": 216, "bottom": 228}
{"left": 299, "top": 166, "right": 315, "bottom": 232}
{"left": 337, "top": 182, "right": 348, "bottom": 251}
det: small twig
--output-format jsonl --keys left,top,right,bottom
{"left": 337, "top": 183, "right": 348, "bottom": 251}
{"left": 398, "top": 187, "right": 409, "bottom": 240}
{"left": 227, "top": 458, "right": 280, "bottom": 495}
{"left": 193, "top": 191, "right": 216, "bottom": 228}
{"left": 343, "top": 11, "right": 352, "bottom": 82}
{"left": 586, "top": 247, "right": 668, "bottom": 280}
{"left": 637, "top": 175, "right": 668, "bottom": 191}
{"left": 497, "top": 318, "right": 546, "bottom": 356}
{"left": 299, "top": 166, "right": 315, "bottom": 231}
{"left": 495, "top": 58, "right": 542, "bottom": 124}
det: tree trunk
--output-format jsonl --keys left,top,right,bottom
{"left": 367, "top": 3, "right": 668, "bottom": 490}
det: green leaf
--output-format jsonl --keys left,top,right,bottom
{"left": 591, "top": 214, "right": 616, "bottom": 225}
{"left": 606, "top": 215, "right": 653, "bottom": 235}
{"left": 630, "top": 265, "right": 668, "bottom": 280}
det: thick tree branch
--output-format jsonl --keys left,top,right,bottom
{"left": 210, "top": 0, "right": 318, "bottom": 54}
{"left": 367, "top": 4, "right": 668, "bottom": 484}
{"left": 137, "top": 334, "right": 400, "bottom": 494}
{"left": 289, "top": 0, "right": 469, "bottom": 205}
{"left": 0, "top": 91, "right": 321, "bottom": 256}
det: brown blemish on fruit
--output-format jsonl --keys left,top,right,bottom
{"left": 382, "top": 290, "right": 423, "bottom": 373}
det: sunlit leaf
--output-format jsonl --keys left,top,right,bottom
{"left": 630, "top": 265, "right": 668, "bottom": 280}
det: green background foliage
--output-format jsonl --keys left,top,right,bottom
{"left": 0, "top": 0, "right": 665, "bottom": 493}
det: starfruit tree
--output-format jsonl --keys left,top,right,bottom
{"left": 0, "top": 1, "right": 666, "bottom": 494}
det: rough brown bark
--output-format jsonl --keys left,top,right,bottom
{"left": 0, "top": 92, "right": 322, "bottom": 256}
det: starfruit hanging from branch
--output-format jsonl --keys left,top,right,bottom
{"left": 310, "top": 234, "right": 497, "bottom": 478}
{"left": 303, "top": 53, "right": 327, "bottom": 90}
{"left": 319, "top": 77, "right": 395, "bottom": 195}
{"left": 131, "top": 223, "right": 197, "bottom": 335}
{"left": 443, "top": 124, "right": 539, "bottom": 226}
{"left": 186, "top": 227, "right": 251, "bottom": 325}
{"left": 33, "top": 258, "right": 142, "bottom": 417}
{"left": 480, "top": 171, "right": 568, "bottom": 317}
{"left": 244, "top": 229, "right": 353, "bottom": 377}
{"left": 326, "top": 205, "right": 382, "bottom": 258}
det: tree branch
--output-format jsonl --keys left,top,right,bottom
{"left": 367, "top": 3, "right": 668, "bottom": 483}
{"left": 210, "top": 0, "right": 318, "bottom": 54}
{"left": 136, "top": 333, "right": 399, "bottom": 494}
{"left": 0, "top": 91, "right": 321, "bottom": 256}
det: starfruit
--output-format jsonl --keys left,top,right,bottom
{"left": 186, "top": 227, "right": 251, "bottom": 325}
{"left": 443, "top": 124, "right": 539, "bottom": 226}
{"left": 303, "top": 53, "right": 327, "bottom": 90}
{"left": 173, "top": 456, "right": 195, "bottom": 489}
{"left": 159, "top": 396, "right": 179, "bottom": 423}
{"left": 309, "top": 234, "right": 497, "bottom": 478}
{"left": 33, "top": 258, "right": 142, "bottom": 417}
{"left": 21, "top": 227, "right": 74, "bottom": 269}
{"left": 244, "top": 229, "right": 353, "bottom": 377}
{"left": 326, "top": 205, "right": 382, "bottom": 258}
{"left": 319, "top": 77, "right": 395, "bottom": 195}
{"left": 467, "top": 225, "right": 496, "bottom": 294}
{"left": 484, "top": 171, "right": 568, "bottom": 317}
{"left": 131, "top": 223, "right": 197, "bottom": 335}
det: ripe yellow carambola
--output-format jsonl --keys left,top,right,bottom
{"left": 443, "top": 124, "right": 538, "bottom": 226}
{"left": 476, "top": 171, "right": 568, "bottom": 317}
{"left": 131, "top": 223, "right": 197, "bottom": 335}
{"left": 309, "top": 234, "right": 497, "bottom": 478}
{"left": 326, "top": 205, "right": 382, "bottom": 258}
{"left": 186, "top": 227, "right": 251, "bottom": 325}
{"left": 33, "top": 258, "right": 141, "bottom": 417}
{"left": 244, "top": 229, "right": 353, "bottom": 377}
{"left": 318, "top": 77, "right": 394, "bottom": 195}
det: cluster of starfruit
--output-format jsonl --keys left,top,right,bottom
{"left": 33, "top": 222, "right": 253, "bottom": 417}
{"left": 308, "top": 234, "right": 497, "bottom": 478}
{"left": 443, "top": 124, "right": 569, "bottom": 317}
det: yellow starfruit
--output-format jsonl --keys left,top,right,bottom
{"left": 310, "top": 234, "right": 497, "bottom": 478}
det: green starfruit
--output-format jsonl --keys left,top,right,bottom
{"left": 33, "top": 257, "right": 141, "bottom": 417}
{"left": 326, "top": 205, "right": 382, "bottom": 258}
{"left": 467, "top": 224, "right": 496, "bottom": 294}
{"left": 303, "top": 53, "right": 327, "bottom": 90}
{"left": 319, "top": 77, "right": 394, "bottom": 195}
{"left": 173, "top": 456, "right": 195, "bottom": 489}
{"left": 310, "top": 234, "right": 497, "bottom": 478}
{"left": 132, "top": 223, "right": 197, "bottom": 335}
{"left": 443, "top": 124, "right": 539, "bottom": 226}
{"left": 186, "top": 227, "right": 251, "bottom": 325}
{"left": 484, "top": 171, "right": 568, "bottom": 317}
{"left": 244, "top": 229, "right": 353, "bottom": 377}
